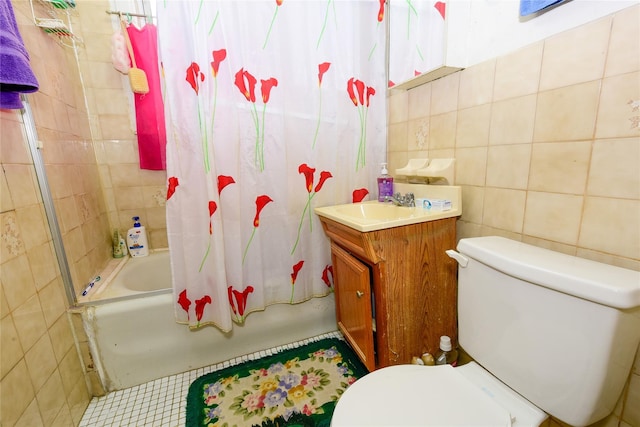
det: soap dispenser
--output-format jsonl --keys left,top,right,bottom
{"left": 126, "top": 216, "right": 149, "bottom": 257}
{"left": 377, "top": 163, "right": 393, "bottom": 202}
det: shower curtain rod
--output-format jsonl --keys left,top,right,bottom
{"left": 105, "top": 10, "right": 154, "bottom": 19}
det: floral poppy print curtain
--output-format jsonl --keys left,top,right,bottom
{"left": 157, "top": 0, "right": 387, "bottom": 331}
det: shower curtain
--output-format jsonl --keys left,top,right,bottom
{"left": 157, "top": 0, "right": 386, "bottom": 331}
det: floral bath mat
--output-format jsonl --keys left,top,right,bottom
{"left": 186, "top": 337, "right": 369, "bottom": 427}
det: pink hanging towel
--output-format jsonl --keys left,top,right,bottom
{"left": 127, "top": 23, "right": 166, "bottom": 170}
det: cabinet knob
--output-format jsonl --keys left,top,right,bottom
{"left": 356, "top": 290, "right": 364, "bottom": 298}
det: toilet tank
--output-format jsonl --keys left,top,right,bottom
{"left": 454, "top": 236, "right": 640, "bottom": 427}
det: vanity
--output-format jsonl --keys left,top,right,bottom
{"left": 315, "top": 184, "right": 461, "bottom": 371}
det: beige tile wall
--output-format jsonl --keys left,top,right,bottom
{"left": 74, "top": 0, "right": 168, "bottom": 250}
{"left": 1, "top": 0, "right": 164, "bottom": 423}
{"left": 8, "top": 0, "right": 167, "bottom": 286}
{"left": 389, "top": 5, "right": 640, "bottom": 427}
{"left": 0, "top": 104, "right": 91, "bottom": 422}
{"left": 1, "top": 0, "right": 100, "bottom": 423}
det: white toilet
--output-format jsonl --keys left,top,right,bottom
{"left": 332, "top": 236, "right": 640, "bottom": 427}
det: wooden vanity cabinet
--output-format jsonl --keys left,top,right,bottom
{"left": 319, "top": 216, "right": 458, "bottom": 370}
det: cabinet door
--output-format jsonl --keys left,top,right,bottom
{"left": 331, "top": 242, "right": 375, "bottom": 371}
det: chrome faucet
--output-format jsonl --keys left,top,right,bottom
{"left": 386, "top": 192, "right": 415, "bottom": 207}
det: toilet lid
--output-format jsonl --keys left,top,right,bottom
{"left": 332, "top": 364, "right": 513, "bottom": 426}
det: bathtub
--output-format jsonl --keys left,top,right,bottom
{"left": 80, "top": 251, "right": 337, "bottom": 392}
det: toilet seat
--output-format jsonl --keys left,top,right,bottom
{"left": 332, "top": 362, "right": 547, "bottom": 427}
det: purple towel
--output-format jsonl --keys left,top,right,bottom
{"left": 0, "top": 0, "right": 39, "bottom": 109}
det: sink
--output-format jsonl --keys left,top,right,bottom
{"left": 315, "top": 199, "right": 461, "bottom": 232}
{"left": 334, "top": 203, "right": 418, "bottom": 221}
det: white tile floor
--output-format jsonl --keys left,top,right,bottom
{"left": 79, "top": 331, "right": 343, "bottom": 427}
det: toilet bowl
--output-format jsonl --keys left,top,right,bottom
{"left": 331, "top": 237, "right": 640, "bottom": 426}
{"left": 331, "top": 362, "right": 546, "bottom": 427}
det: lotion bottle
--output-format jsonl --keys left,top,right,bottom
{"left": 377, "top": 163, "right": 393, "bottom": 202}
{"left": 126, "top": 216, "right": 149, "bottom": 257}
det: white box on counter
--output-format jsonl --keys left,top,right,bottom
{"left": 416, "top": 198, "right": 452, "bottom": 211}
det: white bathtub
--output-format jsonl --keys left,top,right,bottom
{"left": 81, "top": 251, "right": 337, "bottom": 392}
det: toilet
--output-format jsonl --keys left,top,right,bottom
{"left": 332, "top": 236, "right": 640, "bottom": 427}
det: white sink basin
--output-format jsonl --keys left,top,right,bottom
{"left": 334, "top": 203, "right": 418, "bottom": 221}
{"left": 315, "top": 200, "right": 461, "bottom": 232}
{"left": 315, "top": 184, "right": 462, "bottom": 232}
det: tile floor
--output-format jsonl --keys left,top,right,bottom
{"left": 79, "top": 331, "right": 343, "bottom": 427}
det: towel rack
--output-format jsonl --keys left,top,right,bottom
{"left": 106, "top": 10, "right": 153, "bottom": 19}
{"left": 105, "top": 9, "right": 156, "bottom": 26}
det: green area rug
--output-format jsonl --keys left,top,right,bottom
{"left": 186, "top": 337, "right": 369, "bottom": 427}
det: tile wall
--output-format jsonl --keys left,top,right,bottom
{"left": 388, "top": 5, "right": 639, "bottom": 427}
{"left": 2, "top": 0, "right": 167, "bottom": 424}
{"left": 1, "top": 113, "right": 92, "bottom": 427}
{"left": 74, "top": 0, "right": 168, "bottom": 250}
{"left": 1, "top": 0, "right": 97, "bottom": 424}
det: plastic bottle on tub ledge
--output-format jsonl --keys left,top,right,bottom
{"left": 126, "top": 216, "right": 149, "bottom": 257}
{"left": 112, "top": 229, "right": 126, "bottom": 258}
